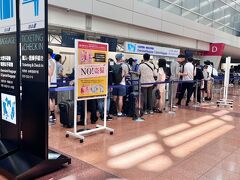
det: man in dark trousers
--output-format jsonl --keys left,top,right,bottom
{"left": 194, "top": 62, "right": 204, "bottom": 103}
{"left": 176, "top": 57, "right": 196, "bottom": 106}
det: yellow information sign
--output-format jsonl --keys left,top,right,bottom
{"left": 76, "top": 40, "right": 108, "bottom": 98}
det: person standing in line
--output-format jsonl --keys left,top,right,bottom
{"left": 176, "top": 57, "right": 196, "bottom": 106}
{"left": 138, "top": 53, "right": 157, "bottom": 115}
{"left": 156, "top": 59, "right": 167, "bottom": 113}
{"left": 48, "top": 48, "right": 57, "bottom": 123}
{"left": 112, "top": 54, "right": 129, "bottom": 117}
{"left": 202, "top": 65, "right": 209, "bottom": 102}
{"left": 193, "top": 62, "right": 204, "bottom": 104}
{"left": 54, "top": 54, "right": 64, "bottom": 78}
{"left": 97, "top": 58, "right": 114, "bottom": 121}
{"left": 169, "top": 54, "right": 185, "bottom": 103}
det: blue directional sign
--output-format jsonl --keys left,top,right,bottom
{"left": 0, "top": 0, "right": 14, "bottom": 20}
{"left": 22, "top": 0, "right": 39, "bottom": 16}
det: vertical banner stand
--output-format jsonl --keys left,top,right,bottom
{"left": 0, "top": 1, "right": 71, "bottom": 179}
{"left": 66, "top": 40, "right": 114, "bottom": 143}
{"left": 0, "top": 0, "right": 20, "bottom": 159}
{"left": 217, "top": 57, "right": 233, "bottom": 108}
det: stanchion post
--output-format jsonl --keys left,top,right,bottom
{"left": 168, "top": 80, "right": 176, "bottom": 114}
{"left": 103, "top": 96, "right": 107, "bottom": 127}
{"left": 192, "top": 80, "right": 200, "bottom": 108}
{"left": 133, "top": 78, "right": 144, "bottom": 122}
{"left": 84, "top": 100, "right": 87, "bottom": 130}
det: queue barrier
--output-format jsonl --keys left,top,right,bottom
{"left": 48, "top": 76, "right": 238, "bottom": 122}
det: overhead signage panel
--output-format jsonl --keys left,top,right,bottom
{"left": 124, "top": 42, "right": 180, "bottom": 58}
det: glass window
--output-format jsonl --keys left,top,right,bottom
{"left": 213, "top": 1, "right": 226, "bottom": 24}
{"left": 200, "top": 0, "right": 214, "bottom": 20}
{"left": 224, "top": 26, "right": 233, "bottom": 34}
{"left": 182, "top": 9, "right": 199, "bottom": 21}
{"left": 137, "top": 0, "right": 240, "bottom": 36}
{"left": 213, "top": 22, "right": 225, "bottom": 32}
{"left": 138, "top": 0, "right": 160, "bottom": 8}
{"left": 160, "top": 0, "right": 182, "bottom": 16}
{"left": 224, "top": 7, "right": 237, "bottom": 29}
{"left": 164, "top": 0, "right": 182, "bottom": 6}
{"left": 182, "top": 0, "right": 200, "bottom": 13}
{"left": 199, "top": 17, "right": 213, "bottom": 27}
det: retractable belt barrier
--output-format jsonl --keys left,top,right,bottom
{"left": 48, "top": 76, "right": 240, "bottom": 92}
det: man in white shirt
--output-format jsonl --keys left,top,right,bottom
{"left": 177, "top": 57, "right": 195, "bottom": 106}
{"left": 48, "top": 48, "right": 57, "bottom": 122}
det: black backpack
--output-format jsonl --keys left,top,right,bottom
{"left": 112, "top": 63, "right": 123, "bottom": 84}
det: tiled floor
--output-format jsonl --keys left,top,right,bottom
{"left": 47, "top": 86, "right": 240, "bottom": 180}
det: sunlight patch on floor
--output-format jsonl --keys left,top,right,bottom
{"left": 108, "top": 134, "right": 158, "bottom": 156}
{"left": 188, "top": 115, "right": 214, "bottom": 125}
{"left": 107, "top": 143, "right": 164, "bottom": 169}
{"left": 138, "top": 155, "right": 173, "bottom": 172}
{"left": 171, "top": 125, "right": 234, "bottom": 158}
{"left": 163, "top": 120, "right": 226, "bottom": 147}
{"left": 158, "top": 123, "right": 191, "bottom": 136}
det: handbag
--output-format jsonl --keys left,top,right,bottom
{"left": 155, "top": 89, "right": 161, "bottom": 99}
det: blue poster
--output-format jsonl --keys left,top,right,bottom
{"left": 1, "top": 93, "right": 16, "bottom": 125}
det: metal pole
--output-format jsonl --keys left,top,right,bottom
{"left": 84, "top": 100, "right": 87, "bottom": 130}
{"left": 168, "top": 80, "right": 176, "bottom": 114}
{"left": 133, "top": 78, "right": 144, "bottom": 122}
{"left": 192, "top": 80, "right": 200, "bottom": 108}
{"left": 103, "top": 96, "right": 107, "bottom": 127}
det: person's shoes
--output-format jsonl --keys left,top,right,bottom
{"left": 117, "top": 112, "right": 126, "bottom": 117}
{"left": 185, "top": 103, "right": 189, "bottom": 107}
{"left": 149, "top": 110, "right": 154, "bottom": 114}
{"left": 144, "top": 111, "right": 148, "bottom": 115}
{"left": 154, "top": 109, "right": 162, "bottom": 113}
{"left": 100, "top": 115, "right": 104, "bottom": 121}
{"left": 176, "top": 102, "right": 181, "bottom": 106}
{"left": 77, "top": 121, "right": 84, "bottom": 126}
{"left": 107, "top": 115, "right": 113, "bottom": 121}
{"left": 51, "top": 113, "right": 56, "bottom": 121}
{"left": 205, "top": 97, "right": 210, "bottom": 101}
{"left": 49, "top": 116, "right": 56, "bottom": 125}
{"left": 91, "top": 121, "right": 97, "bottom": 124}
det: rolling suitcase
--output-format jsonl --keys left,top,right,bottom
{"left": 59, "top": 100, "right": 74, "bottom": 128}
{"left": 123, "top": 92, "right": 138, "bottom": 117}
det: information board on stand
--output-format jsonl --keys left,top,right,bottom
{"left": 65, "top": 40, "right": 114, "bottom": 143}
{"left": 76, "top": 41, "right": 108, "bottom": 99}
{"left": 0, "top": 0, "right": 20, "bottom": 156}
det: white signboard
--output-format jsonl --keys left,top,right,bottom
{"left": 20, "top": 0, "right": 45, "bottom": 31}
{"left": 0, "top": 0, "right": 16, "bottom": 34}
{"left": 1, "top": 93, "right": 16, "bottom": 125}
{"left": 124, "top": 42, "right": 180, "bottom": 57}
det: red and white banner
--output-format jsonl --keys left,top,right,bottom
{"left": 198, "top": 43, "right": 225, "bottom": 68}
